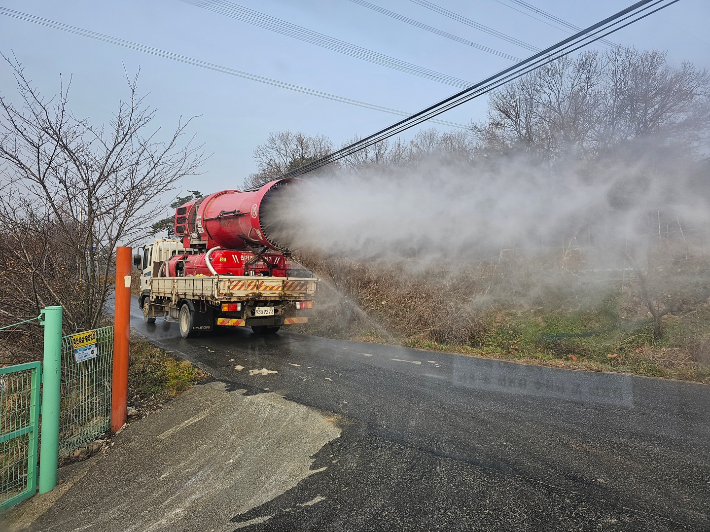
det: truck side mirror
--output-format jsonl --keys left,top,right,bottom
{"left": 133, "top": 254, "right": 142, "bottom": 268}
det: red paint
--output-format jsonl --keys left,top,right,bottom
{"left": 166, "top": 249, "right": 290, "bottom": 277}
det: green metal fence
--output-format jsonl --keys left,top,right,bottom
{"left": 0, "top": 362, "right": 42, "bottom": 511}
{"left": 59, "top": 327, "right": 113, "bottom": 457}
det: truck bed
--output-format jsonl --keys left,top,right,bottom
{"left": 149, "top": 275, "right": 317, "bottom": 303}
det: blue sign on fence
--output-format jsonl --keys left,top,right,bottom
{"left": 71, "top": 330, "right": 98, "bottom": 363}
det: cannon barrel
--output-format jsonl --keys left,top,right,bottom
{"left": 174, "top": 179, "right": 293, "bottom": 251}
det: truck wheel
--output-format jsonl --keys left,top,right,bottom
{"left": 143, "top": 303, "right": 156, "bottom": 324}
{"left": 179, "top": 303, "right": 195, "bottom": 338}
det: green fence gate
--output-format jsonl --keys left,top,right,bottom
{"left": 0, "top": 361, "right": 42, "bottom": 511}
{"left": 59, "top": 327, "right": 113, "bottom": 457}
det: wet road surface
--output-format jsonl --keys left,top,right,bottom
{"left": 131, "top": 303, "right": 710, "bottom": 531}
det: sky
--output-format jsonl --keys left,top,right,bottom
{"left": 1, "top": 0, "right": 709, "bottom": 197}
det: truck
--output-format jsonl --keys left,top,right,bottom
{"left": 136, "top": 178, "right": 317, "bottom": 338}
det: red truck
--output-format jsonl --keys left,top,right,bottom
{"left": 136, "top": 179, "right": 317, "bottom": 338}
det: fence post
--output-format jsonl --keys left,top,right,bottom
{"left": 38, "top": 305, "right": 63, "bottom": 494}
{"left": 111, "top": 246, "right": 132, "bottom": 432}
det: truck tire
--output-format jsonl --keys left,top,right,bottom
{"left": 179, "top": 303, "right": 195, "bottom": 338}
{"left": 143, "top": 303, "right": 156, "bottom": 324}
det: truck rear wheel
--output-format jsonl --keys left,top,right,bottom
{"left": 179, "top": 303, "right": 195, "bottom": 338}
{"left": 143, "top": 303, "right": 156, "bottom": 324}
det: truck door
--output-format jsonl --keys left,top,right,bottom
{"left": 140, "top": 245, "right": 153, "bottom": 293}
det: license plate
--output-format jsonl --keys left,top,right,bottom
{"left": 254, "top": 306, "right": 274, "bottom": 316}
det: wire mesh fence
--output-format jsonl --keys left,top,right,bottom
{"left": 59, "top": 327, "right": 113, "bottom": 457}
{"left": 0, "top": 361, "right": 41, "bottom": 511}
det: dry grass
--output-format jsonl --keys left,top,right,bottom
{"left": 128, "top": 336, "right": 210, "bottom": 414}
{"left": 296, "top": 252, "right": 710, "bottom": 384}
{"left": 0, "top": 327, "right": 43, "bottom": 367}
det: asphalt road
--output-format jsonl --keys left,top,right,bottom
{"left": 130, "top": 303, "right": 710, "bottom": 531}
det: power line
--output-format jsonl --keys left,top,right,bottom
{"left": 500, "top": 0, "right": 591, "bottom": 32}
{"left": 408, "top": 0, "right": 540, "bottom": 52}
{"left": 345, "top": 0, "right": 520, "bottom": 61}
{"left": 282, "top": 0, "right": 678, "bottom": 179}
{"left": 0, "top": 7, "right": 466, "bottom": 129}
{"left": 492, "top": 0, "right": 616, "bottom": 46}
{"left": 491, "top": 0, "right": 574, "bottom": 33}
{"left": 181, "top": 0, "right": 471, "bottom": 88}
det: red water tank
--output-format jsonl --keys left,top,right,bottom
{"left": 165, "top": 249, "right": 289, "bottom": 277}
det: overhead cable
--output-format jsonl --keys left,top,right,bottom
{"left": 0, "top": 7, "right": 466, "bottom": 129}
{"left": 500, "top": 0, "right": 597, "bottom": 32}
{"left": 181, "top": 0, "right": 471, "bottom": 88}
{"left": 408, "top": 0, "right": 540, "bottom": 52}
{"left": 282, "top": 0, "right": 679, "bottom": 178}
{"left": 345, "top": 0, "right": 520, "bottom": 61}
{"left": 492, "top": 0, "right": 616, "bottom": 46}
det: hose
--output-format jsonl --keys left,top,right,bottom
{"left": 205, "top": 246, "right": 222, "bottom": 276}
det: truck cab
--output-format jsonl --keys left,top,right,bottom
{"left": 134, "top": 238, "right": 185, "bottom": 311}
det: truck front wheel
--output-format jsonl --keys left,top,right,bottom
{"left": 179, "top": 303, "right": 195, "bottom": 338}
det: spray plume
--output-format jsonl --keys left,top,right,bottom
{"left": 262, "top": 141, "right": 710, "bottom": 268}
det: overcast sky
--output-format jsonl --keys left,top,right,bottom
{"left": 1, "top": 0, "right": 708, "bottom": 196}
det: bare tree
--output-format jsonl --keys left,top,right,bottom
{"left": 474, "top": 53, "right": 602, "bottom": 157}
{"left": 475, "top": 47, "right": 710, "bottom": 158}
{"left": 0, "top": 56, "right": 204, "bottom": 333}
{"left": 623, "top": 240, "right": 710, "bottom": 339}
{"left": 248, "top": 127, "right": 477, "bottom": 178}
{"left": 339, "top": 136, "right": 395, "bottom": 169}
{"left": 408, "top": 128, "right": 476, "bottom": 162}
{"left": 244, "top": 131, "right": 332, "bottom": 189}
{"left": 604, "top": 48, "right": 710, "bottom": 144}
